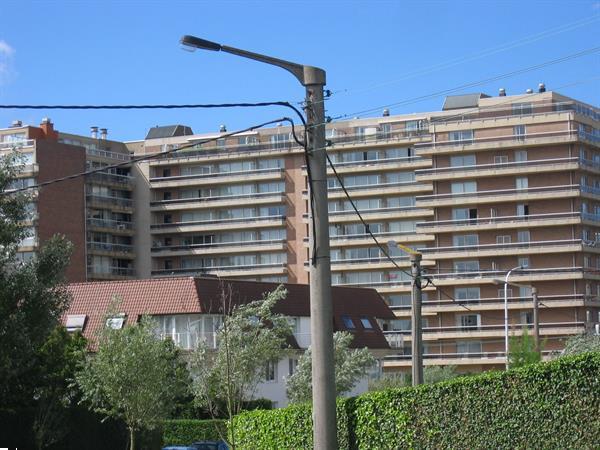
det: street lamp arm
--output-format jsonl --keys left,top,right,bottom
{"left": 180, "top": 35, "right": 325, "bottom": 86}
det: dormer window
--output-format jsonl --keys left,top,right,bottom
{"left": 106, "top": 315, "right": 126, "bottom": 330}
{"left": 341, "top": 315, "right": 355, "bottom": 329}
{"left": 360, "top": 317, "right": 374, "bottom": 329}
{"left": 66, "top": 314, "right": 86, "bottom": 332}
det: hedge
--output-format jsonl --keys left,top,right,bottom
{"left": 163, "top": 419, "right": 226, "bottom": 446}
{"left": 232, "top": 352, "right": 600, "bottom": 449}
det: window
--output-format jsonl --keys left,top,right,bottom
{"left": 453, "top": 234, "right": 478, "bottom": 247}
{"left": 519, "top": 286, "right": 532, "bottom": 298}
{"left": 512, "top": 103, "right": 532, "bottom": 115}
{"left": 164, "top": 260, "right": 173, "bottom": 270}
{"left": 454, "top": 287, "right": 480, "bottom": 300}
{"left": 163, "top": 191, "right": 172, "bottom": 201}
{"left": 515, "top": 150, "right": 528, "bottom": 162}
{"left": 66, "top": 314, "right": 86, "bottom": 332}
{"left": 496, "top": 235, "right": 511, "bottom": 244}
{"left": 518, "top": 257, "right": 530, "bottom": 268}
{"left": 163, "top": 214, "right": 172, "bottom": 224}
{"left": 499, "top": 288, "right": 514, "bottom": 298}
{"left": 289, "top": 358, "right": 298, "bottom": 376}
{"left": 494, "top": 155, "right": 508, "bottom": 164}
{"left": 106, "top": 315, "right": 126, "bottom": 329}
{"left": 270, "top": 133, "right": 290, "bottom": 149}
{"left": 453, "top": 260, "right": 479, "bottom": 273}
{"left": 387, "top": 294, "right": 412, "bottom": 307}
{"left": 360, "top": 317, "right": 374, "bottom": 329}
{"left": 452, "top": 208, "right": 477, "bottom": 222}
{"left": 450, "top": 154, "right": 476, "bottom": 167}
{"left": 456, "top": 341, "right": 482, "bottom": 354}
{"left": 341, "top": 315, "right": 355, "bottom": 329}
{"left": 264, "top": 361, "right": 277, "bottom": 382}
{"left": 458, "top": 314, "right": 480, "bottom": 330}
{"left": 517, "top": 230, "right": 530, "bottom": 243}
{"left": 514, "top": 125, "right": 526, "bottom": 141}
{"left": 516, "top": 177, "right": 528, "bottom": 190}
{"left": 451, "top": 181, "right": 477, "bottom": 194}
{"left": 516, "top": 204, "right": 529, "bottom": 216}
{"left": 162, "top": 168, "right": 171, "bottom": 178}
{"left": 520, "top": 311, "right": 534, "bottom": 325}
{"left": 449, "top": 130, "right": 474, "bottom": 143}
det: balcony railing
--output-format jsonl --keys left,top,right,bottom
{"left": 87, "top": 242, "right": 134, "bottom": 254}
{"left": 158, "top": 332, "right": 218, "bottom": 350}
{"left": 416, "top": 157, "right": 578, "bottom": 177}
{"left": 416, "top": 184, "right": 578, "bottom": 203}
{"left": 151, "top": 214, "right": 285, "bottom": 229}
{"left": 431, "top": 266, "right": 583, "bottom": 281}
{"left": 87, "top": 266, "right": 134, "bottom": 277}
{"left": 86, "top": 148, "right": 131, "bottom": 161}
{"left": 581, "top": 184, "right": 600, "bottom": 196}
{"left": 152, "top": 262, "right": 286, "bottom": 276}
{"left": 384, "top": 349, "right": 556, "bottom": 362}
{"left": 149, "top": 166, "right": 283, "bottom": 183}
{"left": 420, "top": 238, "right": 581, "bottom": 255}
{"left": 86, "top": 194, "right": 133, "bottom": 208}
{"left": 416, "top": 211, "right": 580, "bottom": 229}
{"left": 151, "top": 238, "right": 286, "bottom": 253}
{"left": 0, "top": 139, "right": 35, "bottom": 150}
{"left": 86, "top": 218, "right": 134, "bottom": 231}
{"left": 384, "top": 321, "right": 585, "bottom": 337}
{"left": 87, "top": 172, "right": 134, "bottom": 186}
{"left": 150, "top": 191, "right": 284, "bottom": 206}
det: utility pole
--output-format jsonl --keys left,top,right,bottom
{"left": 179, "top": 36, "right": 336, "bottom": 449}
{"left": 411, "top": 253, "right": 423, "bottom": 385}
{"left": 532, "top": 287, "right": 540, "bottom": 354}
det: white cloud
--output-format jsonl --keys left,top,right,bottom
{"left": 0, "top": 40, "right": 16, "bottom": 87}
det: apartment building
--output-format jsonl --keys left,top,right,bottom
{"left": 2, "top": 86, "right": 598, "bottom": 374}
{"left": 0, "top": 119, "right": 135, "bottom": 281}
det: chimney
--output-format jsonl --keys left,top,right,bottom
{"left": 40, "top": 118, "right": 58, "bottom": 140}
{"left": 538, "top": 83, "right": 546, "bottom": 93}
{"left": 90, "top": 126, "right": 98, "bottom": 139}
{"left": 499, "top": 88, "right": 506, "bottom": 97}
{"left": 219, "top": 124, "right": 227, "bottom": 132}
{"left": 10, "top": 120, "right": 22, "bottom": 128}
{"left": 382, "top": 108, "right": 390, "bottom": 117}
{"left": 100, "top": 128, "right": 107, "bottom": 140}
{"left": 526, "top": 88, "right": 533, "bottom": 94}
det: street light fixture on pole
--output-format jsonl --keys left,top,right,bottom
{"left": 504, "top": 265, "right": 522, "bottom": 369}
{"left": 180, "top": 35, "right": 337, "bottom": 449}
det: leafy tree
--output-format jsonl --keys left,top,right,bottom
{"left": 369, "top": 366, "right": 461, "bottom": 391}
{"left": 0, "top": 152, "right": 74, "bottom": 408}
{"left": 286, "top": 331, "right": 376, "bottom": 404}
{"left": 191, "top": 285, "right": 292, "bottom": 448}
{"left": 33, "top": 326, "right": 87, "bottom": 449}
{"left": 508, "top": 326, "right": 541, "bottom": 369}
{"left": 561, "top": 332, "right": 600, "bottom": 356}
{"left": 76, "top": 315, "right": 190, "bottom": 450}
{"left": 424, "top": 365, "right": 459, "bottom": 384}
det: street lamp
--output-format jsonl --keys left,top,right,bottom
{"left": 503, "top": 265, "right": 522, "bottom": 369}
{"left": 180, "top": 36, "right": 336, "bottom": 449}
{"left": 387, "top": 240, "right": 424, "bottom": 385}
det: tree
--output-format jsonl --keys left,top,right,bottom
{"left": 369, "top": 365, "right": 461, "bottom": 391}
{"left": 0, "top": 152, "right": 74, "bottom": 408}
{"left": 191, "top": 285, "right": 292, "bottom": 448}
{"left": 32, "top": 326, "right": 87, "bottom": 450}
{"left": 76, "top": 314, "right": 190, "bottom": 450}
{"left": 561, "top": 332, "right": 600, "bottom": 356}
{"left": 286, "top": 331, "right": 376, "bottom": 404}
{"left": 508, "top": 326, "right": 541, "bottom": 369}
{"left": 424, "top": 365, "right": 459, "bottom": 384}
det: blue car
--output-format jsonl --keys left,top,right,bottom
{"left": 191, "top": 441, "right": 229, "bottom": 450}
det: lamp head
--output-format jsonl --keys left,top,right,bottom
{"left": 180, "top": 35, "right": 222, "bottom": 52}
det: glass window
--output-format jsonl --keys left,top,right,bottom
{"left": 456, "top": 341, "right": 482, "bottom": 354}
{"left": 496, "top": 235, "right": 511, "bottom": 244}
{"left": 341, "top": 315, "right": 355, "bottom": 329}
{"left": 453, "top": 234, "right": 478, "bottom": 247}
{"left": 264, "top": 361, "right": 277, "bottom": 381}
{"left": 516, "top": 177, "right": 528, "bottom": 190}
{"left": 515, "top": 150, "right": 528, "bottom": 162}
{"left": 494, "top": 155, "right": 508, "bottom": 164}
{"left": 516, "top": 204, "right": 529, "bottom": 216}
{"left": 454, "top": 287, "right": 480, "bottom": 300}
{"left": 449, "top": 130, "right": 473, "bottom": 143}
{"left": 451, "top": 181, "right": 477, "bottom": 194}
{"left": 512, "top": 103, "right": 532, "bottom": 115}
{"left": 454, "top": 260, "right": 479, "bottom": 272}
{"left": 450, "top": 154, "right": 476, "bottom": 167}
{"left": 518, "top": 257, "right": 530, "bottom": 268}
{"left": 517, "top": 230, "right": 530, "bottom": 243}
{"left": 360, "top": 317, "right": 374, "bottom": 329}
{"left": 514, "top": 125, "right": 526, "bottom": 141}
{"left": 387, "top": 294, "right": 412, "bottom": 307}
{"left": 458, "top": 314, "right": 480, "bottom": 329}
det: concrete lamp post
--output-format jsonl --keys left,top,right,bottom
{"left": 179, "top": 35, "right": 337, "bottom": 449}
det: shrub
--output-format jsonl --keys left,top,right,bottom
{"left": 233, "top": 352, "right": 600, "bottom": 449}
{"left": 163, "top": 419, "right": 226, "bottom": 446}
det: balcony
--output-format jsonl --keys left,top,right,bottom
{"left": 86, "top": 148, "right": 131, "bottom": 161}
{"left": 430, "top": 266, "right": 585, "bottom": 286}
{"left": 0, "top": 139, "right": 35, "bottom": 150}
{"left": 152, "top": 262, "right": 287, "bottom": 278}
{"left": 158, "top": 332, "right": 218, "bottom": 350}
{"left": 149, "top": 166, "right": 283, "bottom": 186}
{"left": 86, "top": 194, "right": 133, "bottom": 209}
{"left": 150, "top": 192, "right": 284, "bottom": 211}
{"left": 416, "top": 212, "right": 580, "bottom": 233}
{"left": 151, "top": 215, "right": 286, "bottom": 234}
{"left": 416, "top": 184, "right": 579, "bottom": 208}
{"left": 87, "top": 242, "right": 134, "bottom": 255}
{"left": 86, "top": 218, "right": 134, "bottom": 232}
{"left": 324, "top": 182, "right": 431, "bottom": 201}
{"left": 87, "top": 266, "right": 135, "bottom": 279}
{"left": 415, "top": 157, "right": 579, "bottom": 182}
{"left": 151, "top": 238, "right": 286, "bottom": 256}
{"left": 383, "top": 349, "right": 556, "bottom": 367}
{"left": 420, "top": 238, "right": 582, "bottom": 260}
{"left": 87, "top": 172, "right": 134, "bottom": 187}
{"left": 415, "top": 129, "right": 578, "bottom": 156}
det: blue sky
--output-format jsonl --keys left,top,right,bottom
{"left": 0, "top": 0, "right": 598, "bottom": 141}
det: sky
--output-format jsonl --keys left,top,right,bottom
{"left": 0, "top": 0, "right": 598, "bottom": 142}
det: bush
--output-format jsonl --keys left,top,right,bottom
{"left": 233, "top": 352, "right": 600, "bottom": 449}
{"left": 163, "top": 419, "right": 226, "bottom": 446}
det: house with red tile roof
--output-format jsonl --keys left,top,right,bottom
{"left": 63, "top": 276, "right": 395, "bottom": 407}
